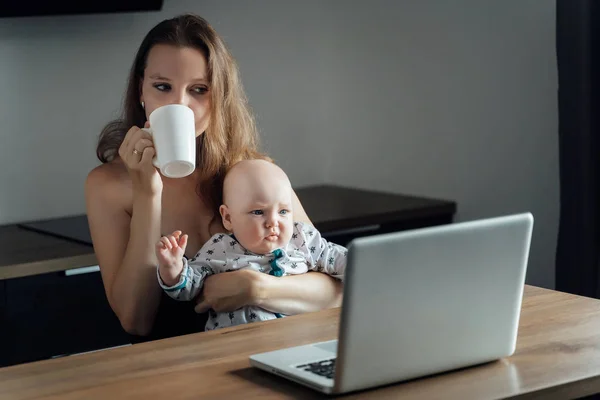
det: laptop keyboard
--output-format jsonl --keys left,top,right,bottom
{"left": 296, "top": 358, "right": 336, "bottom": 379}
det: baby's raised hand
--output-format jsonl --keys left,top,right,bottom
{"left": 156, "top": 231, "right": 188, "bottom": 284}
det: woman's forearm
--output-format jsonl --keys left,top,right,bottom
{"left": 111, "top": 194, "right": 162, "bottom": 335}
{"left": 253, "top": 272, "right": 343, "bottom": 315}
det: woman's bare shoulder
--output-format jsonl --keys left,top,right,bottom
{"left": 85, "top": 161, "right": 132, "bottom": 207}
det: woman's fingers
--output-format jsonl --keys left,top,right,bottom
{"left": 121, "top": 126, "right": 152, "bottom": 152}
{"left": 132, "top": 138, "right": 154, "bottom": 154}
{"left": 194, "top": 297, "right": 211, "bottom": 314}
{"left": 120, "top": 125, "right": 138, "bottom": 151}
{"left": 118, "top": 124, "right": 162, "bottom": 195}
{"left": 140, "top": 146, "right": 156, "bottom": 167}
{"left": 118, "top": 126, "right": 157, "bottom": 171}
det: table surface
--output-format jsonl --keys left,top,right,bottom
{"left": 2, "top": 285, "right": 600, "bottom": 399}
{"left": 0, "top": 185, "right": 456, "bottom": 280}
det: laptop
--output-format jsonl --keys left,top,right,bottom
{"left": 249, "top": 212, "right": 533, "bottom": 395}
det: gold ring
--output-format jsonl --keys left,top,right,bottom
{"left": 133, "top": 149, "right": 141, "bottom": 155}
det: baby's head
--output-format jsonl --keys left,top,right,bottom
{"left": 219, "top": 159, "right": 294, "bottom": 254}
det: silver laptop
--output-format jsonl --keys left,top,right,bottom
{"left": 249, "top": 212, "right": 533, "bottom": 395}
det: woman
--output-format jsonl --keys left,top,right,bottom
{"left": 85, "top": 13, "right": 342, "bottom": 341}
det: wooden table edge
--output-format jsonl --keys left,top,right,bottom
{"left": 510, "top": 373, "right": 600, "bottom": 399}
{"left": 0, "top": 253, "right": 98, "bottom": 280}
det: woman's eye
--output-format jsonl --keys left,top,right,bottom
{"left": 192, "top": 86, "right": 208, "bottom": 95}
{"left": 250, "top": 210, "right": 263, "bottom": 215}
{"left": 153, "top": 83, "right": 171, "bottom": 92}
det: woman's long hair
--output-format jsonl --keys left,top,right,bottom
{"left": 96, "top": 13, "right": 269, "bottom": 216}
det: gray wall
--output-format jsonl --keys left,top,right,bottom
{"left": 0, "top": 0, "right": 558, "bottom": 288}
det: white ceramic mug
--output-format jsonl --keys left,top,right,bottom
{"left": 142, "top": 104, "right": 196, "bottom": 178}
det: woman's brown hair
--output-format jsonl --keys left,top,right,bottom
{"left": 96, "top": 13, "right": 269, "bottom": 215}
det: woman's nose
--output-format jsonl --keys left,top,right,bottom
{"left": 170, "top": 90, "right": 190, "bottom": 107}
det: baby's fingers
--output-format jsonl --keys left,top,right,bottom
{"left": 179, "top": 234, "right": 188, "bottom": 250}
{"left": 168, "top": 235, "right": 179, "bottom": 249}
{"left": 160, "top": 236, "right": 173, "bottom": 250}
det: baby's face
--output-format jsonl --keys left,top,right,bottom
{"left": 224, "top": 182, "right": 294, "bottom": 255}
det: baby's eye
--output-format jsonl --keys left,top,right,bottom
{"left": 153, "top": 83, "right": 171, "bottom": 92}
{"left": 279, "top": 209, "right": 290, "bottom": 215}
{"left": 250, "top": 210, "right": 263, "bottom": 215}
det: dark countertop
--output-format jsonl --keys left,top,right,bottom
{"left": 0, "top": 224, "right": 96, "bottom": 280}
{"left": 0, "top": 185, "right": 456, "bottom": 280}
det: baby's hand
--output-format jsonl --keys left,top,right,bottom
{"left": 156, "top": 230, "right": 188, "bottom": 286}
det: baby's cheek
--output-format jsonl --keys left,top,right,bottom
{"left": 246, "top": 222, "right": 263, "bottom": 242}
{"left": 280, "top": 227, "right": 294, "bottom": 244}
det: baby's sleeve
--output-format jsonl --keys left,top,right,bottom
{"left": 158, "top": 235, "right": 228, "bottom": 301}
{"left": 296, "top": 222, "right": 347, "bottom": 281}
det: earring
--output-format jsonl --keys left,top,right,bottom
{"left": 141, "top": 101, "right": 145, "bottom": 109}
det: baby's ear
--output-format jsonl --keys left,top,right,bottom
{"left": 219, "top": 205, "right": 233, "bottom": 231}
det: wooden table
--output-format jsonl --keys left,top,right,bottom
{"left": 2, "top": 285, "right": 600, "bottom": 399}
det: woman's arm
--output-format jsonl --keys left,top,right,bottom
{"left": 291, "top": 189, "right": 312, "bottom": 224}
{"left": 195, "top": 269, "right": 343, "bottom": 315}
{"left": 254, "top": 271, "right": 343, "bottom": 314}
{"left": 85, "top": 165, "right": 162, "bottom": 336}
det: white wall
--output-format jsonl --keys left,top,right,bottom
{"left": 319, "top": 1, "right": 558, "bottom": 289}
{"left": 0, "top": 0, "right": 558, "bottom": 288}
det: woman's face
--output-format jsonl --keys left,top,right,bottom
{"left": 140, "top": 44, "right": 211, "bottom": 137}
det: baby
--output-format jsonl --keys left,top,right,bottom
{"left": 155, "top": 159, "right": 347, "bottom": 330}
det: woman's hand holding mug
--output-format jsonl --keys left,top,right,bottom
{"left": 118, "top": 121, "right": 162, "bottom": 196}
{"left": 118, "top": 104, "right": 196, "bottom": 196}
